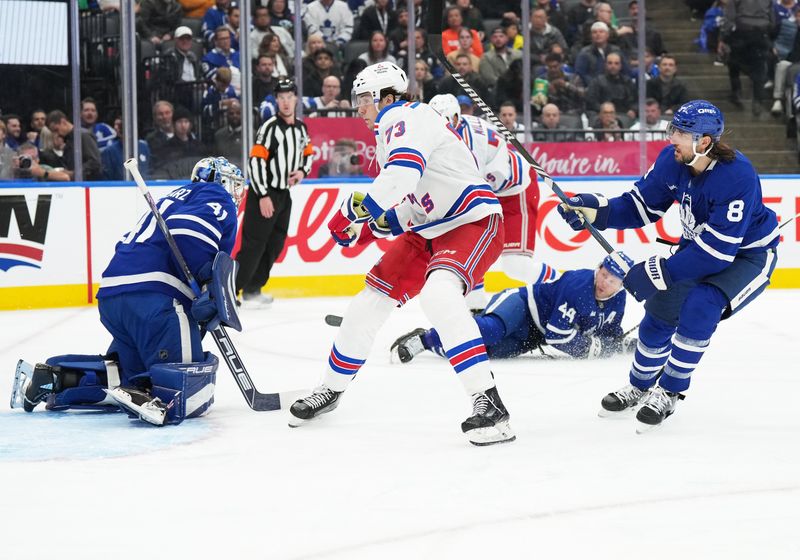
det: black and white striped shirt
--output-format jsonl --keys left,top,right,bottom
{"left": 248, "top": 115, "right": 314, "bottom": 196}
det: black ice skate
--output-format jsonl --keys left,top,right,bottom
{"left": 635, "top": 386, "right": 685, "bottom": 433}
{"left": 599, "top": 383, "right": 646, "bottom": 417}
{"left": 105, "top": 387, "right": 170, "bottom": 426}
{"left": 288, "top": 385, "right": 342, "bottom": 427}
{"left": 10, "top": 361, "right": 57, "bottom": 412}
{"left": 390, "top": 328, "right": 427, "bottom": 363}
{"left": 461, "top": 386, "right": 516, "bottom": 446}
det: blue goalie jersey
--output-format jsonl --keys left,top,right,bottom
{"left": 524, "top": 269, "right": 625, "bottom": 357}
{"left": 608, "top": 146, "right": 779, "bottom": 282}
{"left": 97, "top": 182, "right": 238, "bottom": 308}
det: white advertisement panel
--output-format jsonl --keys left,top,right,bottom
{"left": 0, "top": 187, "right": 87, "bottom": 287}
{"left": 2, "top": 177, "right": 798, "bottom": 308}
{"left": 269, "top": 177, "right": 800, "bottom": 277}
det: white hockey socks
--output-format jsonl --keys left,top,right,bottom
{"left": 420, "top": 270, "right": 495, "bottom": 396}
{"left": 501, "top": 254, "right": 556, "bottom": 285}
{"left": 321, "top": 287, "right": 396, "bottom": 392}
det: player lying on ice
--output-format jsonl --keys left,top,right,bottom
{"left": 10, "top": 157, "right": 246, "bottom": 426}
{"left": 558, "top": 100, "right": 779, "bottom": 433}
{"left": 391, "top": 254, "right": 637, "bottom": 364}
{"left": 288, "top": 62, "right": 516, "bottom": 446}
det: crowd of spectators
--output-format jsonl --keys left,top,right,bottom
{"left": 2, "top": 0, "right": 702, "bottom": 182}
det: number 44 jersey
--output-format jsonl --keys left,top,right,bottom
{"left": 97, "top": 182, "right": 238, "bottom": 308}
{"left": 607, "top": 145, "right": 779, "bottom": 283}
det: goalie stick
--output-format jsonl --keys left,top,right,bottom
{"left": 426, "top": 0, "right": 629, "bottom": 273}
{"left": 123, "top": 159, "right": 301, "bottom": 411}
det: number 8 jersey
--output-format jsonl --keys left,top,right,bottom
{"left": 360, "top": 101, "right": 502, "bottom": 239}
{"left": 606, "top": 145, "right": 779, "bottom": 283}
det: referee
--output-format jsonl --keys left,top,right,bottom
{"left": 236, "top": 77, "right": 314, "bottom": 307}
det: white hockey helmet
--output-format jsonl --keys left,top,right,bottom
{"left": 429, "top": 93, "right": 461, "bottom": 127}
{"left": 351, "top": 62, "right": 409, "bottom": 108}
{"left": 191, "top": 156, "right": 247, "bottom": 208}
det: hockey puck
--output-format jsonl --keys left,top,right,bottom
{"left": 324, "top": 314, "right": 343, "bottom": 327}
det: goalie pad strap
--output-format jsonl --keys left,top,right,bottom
{"left": 105, "top": 360, "right": 120, "bottom": 388}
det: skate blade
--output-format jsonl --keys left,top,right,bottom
{"left": 466, "top": 421, "right": 517, "bottom": 446}
{"left": 287, "top": 415, "right": 306, "bottom": 428}
{"left": 635, "top": 420, "right": 663, "bottom": 434}
{"left": 104, "top": 389, "right": 166, "bottom": 426}
{"left": 10, "top": 360, "right": 34, "bottom": 410}
{"left": 598, "top": 406, "right": 639, "bottom": 419}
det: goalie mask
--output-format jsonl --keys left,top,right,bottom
{"left": 192, "top": 157, "right": 246, "bottom": 208}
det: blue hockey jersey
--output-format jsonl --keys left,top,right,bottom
{"left": 524, "top": 269, "right": 625, "bottom": 357}
{"left": 608, "top": 146, "right": 779, "bottom": 282}
{"left": 97, "top": 182, "right": 238, "bottom": 308}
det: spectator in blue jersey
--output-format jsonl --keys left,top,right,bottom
{"left": 559, "top": 100, "right": 780, "bottom": 432}
{"left": 201, "top": 26, "right": 241, "bottom": 85}
{"left": 391, "top": 255, "right": 635, "bottom": 364}
{"left": 201, "top": 0, "right": 229, "bottom": 47}
{"left": 101, "top": 115, "right": 152, "bottom": 181}
{"left": 201, "top": 66, "right": 240, "bottom": 126}
{"left": 80, "top": 97, "right": 117, "bottom": 151}
{"left": 223, "top": 2, "right": 241, "bottom": 51}
{"left": 13, "top": 158, "right": 245, "bottom": 427}
{"left": 268, "top": 0, "right": 294, "bottom": 33}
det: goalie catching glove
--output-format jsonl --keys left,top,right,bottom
{"left": 557, "top": 193, "right": 610, "bottom": 230}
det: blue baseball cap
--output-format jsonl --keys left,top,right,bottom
{"left": 456, "top": 95, "right": 473, "bottom": 107}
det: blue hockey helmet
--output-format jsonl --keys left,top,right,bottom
{"left": 191, "top": 157, "right": 247, "bottom": 207}
{"left": 668, "top": 100, "right": 724, "bottom": 142}
{"left": 601, "top": 252, "right": 634, "bottom": 280}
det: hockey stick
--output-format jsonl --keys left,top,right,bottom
{"left": 123, "top": 159, "right": 301, "bottom": 411}
{"left": 426, "top": 0, "right": 629, "bottom": 272}
{"left": 778, "top": 211, "right": 800, "bottom": 230}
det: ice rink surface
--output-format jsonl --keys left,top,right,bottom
{"left": 1, "top": 291, "right": 799, "bottom": 560}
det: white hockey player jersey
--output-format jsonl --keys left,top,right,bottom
{"left": 362, "top": 101, "right": 501, "bottom": 239}
{"left": 457, "top": 114, "right": 533, "bottom": 198}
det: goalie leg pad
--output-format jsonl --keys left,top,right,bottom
{"left": 149, "top": 352, "right": 218, "bottom": 424}
{"left": 43, "top": 354, "right": 122, "bottom": 411}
